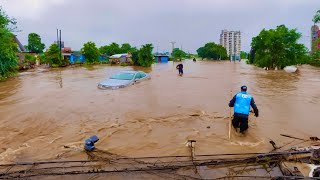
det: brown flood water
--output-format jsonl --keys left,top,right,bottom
{"left": 0, "top": 60, "right": 320, "bottom": 164}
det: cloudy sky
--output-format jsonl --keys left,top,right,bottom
{"left": 1, "top": 0, "right": 319, "bottom": 53}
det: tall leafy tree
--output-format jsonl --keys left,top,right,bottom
{"left": 0, "top": 6, "right": 16, "bottom": 31}
{"left": 313, "top": 10, "right": 320, "bottom": 24}
{"left": 240, "top": 51, "right": 249, "bottom": 59}
{"left": 27, "top": 33, "right": 45, "bottom": 53}
{"left": 0, "top": 7, "right": 18, "bottom": 80}
{"left": 172, "top": 48, "right": 186, "bottom": 60}
{"left": 99, "top": 42, "right": 121, "bottom": 55}
{"left": 45, "top": 44, "right": 63, "bottom": 66}
{"left": 138, "top": 44, "right": 154, "bottom": 67}
{"left": 251, "top": 25, "right": 309, "bottom": 69}
{"left": 196, "top": 42, "right": 228, "bottom": 60}
{"left": 120, "top": 43, "right": 132, "bottom": 53}
{"left": 81, "top": 41, "right": 100, "bottom": 64}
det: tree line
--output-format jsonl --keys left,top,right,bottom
{"left": 1, "top": 6, "right": 320, "bottom": 80}
{"left": 0, "top": 5, "right": 157, "bottom": 80}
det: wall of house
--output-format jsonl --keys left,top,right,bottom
{"left": 161, "top": 56, "right": 168, "bottom": 62}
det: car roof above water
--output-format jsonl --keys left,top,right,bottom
{"left": 118, "top": 70, "right": 143, "bottom": 74}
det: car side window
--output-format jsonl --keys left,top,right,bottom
{"left": 140, "top": 72, "right": 146, "bottom": 78}
{"left": 135, "top": 73, "right": 141, "bottom": 79}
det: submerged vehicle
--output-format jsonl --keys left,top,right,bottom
{"left": 98, "top": 70, "right": 150, "bottom": 89}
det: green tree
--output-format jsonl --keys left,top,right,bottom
{"left": 196, "top": 42, "right": 228, "bottom": 60}
{"left": 0, "top": 7, "right": 18, "bottom": 80}
{"left": 99, "top": 42, "right": 121, "bottom": 55}
{"left": 197, "top": 47, "right": 206, "bottom": 60}
{"left": 27, "top": 33, "right": 45, "bottom": 53}
{"left": 81, "top": 41, "right": 100, "bottom": 64}
{"left": 172, "top": 48, "right": 186, "bottom": 60}
{"left": 138, "top": 44, "right": 154, "bottom": 67}
{"left": 313, "top": 10, "right": 320, "bottom": 24}
{"left": 251, "top": 25, "right": 309, "bottom": 69}
{"left": 0, "top": 6, "right": 16, "bottom": 31}
{"left": 120, "top": 43, "right": 132, "bottom": 53}
{"left": 45, "top": 44, "right": 62, "bottom": 66}
{"left": 24, "top": 54, "right": 36, "bottom": 64}
{"left": 240, "top": 51, "right": 249, "bottom": 59}
{"left": 129, "top": 47, "right": 139, "bottom": 65}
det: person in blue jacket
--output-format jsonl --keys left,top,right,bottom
{"left": 229, "top": 86, "right": 259, "bottom": 133}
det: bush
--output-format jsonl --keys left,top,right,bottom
{"left": 24, "top": 54, "right": 36, "bottom": 64}
{"left": 120, "top": 62, "right": 128, "bottom": 66}
{"left": 81, "top": 42, "right": 100, "bottom": 64}
{"left": 138, "top": 44, "right": 154, "bottom": 67}
{"left": 45, "top": 44, "right": 68, "bottom": 67}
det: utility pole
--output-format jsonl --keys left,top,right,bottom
{"left": 59, "top": 29, "right": 62, "bottom": 62}
{"left": 170, "top": 41, "right": 176, "bottom": 60}
{"left": 57, "top": 29, "right": 62, "bottom": 62}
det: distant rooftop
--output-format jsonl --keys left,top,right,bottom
{"left": 110, "top": 54, "right": 129, "bottom": 58}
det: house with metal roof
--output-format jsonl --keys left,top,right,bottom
{"left": 154, "top": 54, "right": 169, "bottom": 63}
{"left": 109, "top": 53, "right": 132, "bottom": 64}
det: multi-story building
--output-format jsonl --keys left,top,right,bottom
{"left": 311, "top": 25, "right": 320, "bottom": 53}
{"left": 220, "top": 30, "right": 241, "bottom": 60}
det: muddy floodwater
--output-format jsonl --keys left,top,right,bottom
{"left": 0, "top": 60, "right": 320, "bottom": 166}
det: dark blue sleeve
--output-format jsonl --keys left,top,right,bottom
{"left": 250, "top": 97, "right": 259, "bottom": 116}
{"left": 229, "top": 95, "right": 236, "bottom": 107}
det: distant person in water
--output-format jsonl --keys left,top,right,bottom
{"left": 229, "top": 86, "right": 259, "bottom": 133}
{"left": 176, "top": 63, "right": 183, "bottom": 76}
{"left": 193, "top": 58, "right": 196, "bottom": 62}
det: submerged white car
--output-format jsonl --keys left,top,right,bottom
{"left": 98, "top": 70, "right": 150, "bottom": 89}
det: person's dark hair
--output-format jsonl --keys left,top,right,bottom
{"left": 241, "top": 85, "right": 247, "bottom": 91}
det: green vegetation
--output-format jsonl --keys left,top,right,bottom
{"left": 120, "top": 62, "right": 128, "bottom": 66}
{"left": 138, "top": 44, "right": 154, "bottom": 67}
{"left": 197, "top": 42, "right": 228, "bottom": 60}
{"left": 313, "top": 10, "right": 320, "bottom": 24}
{"left": 27, "top": 33, "right": 45, "bottom": 53}
{"left": 81, "top": 41, "right": 100, "bottom": 64}
{"left": 39, "top": 53, "right": 46, "bottom": 64}
{"left": 250, "top": 25, "right": 309, "bottom": 69}
{"left": 99, "top": 42, "right": 137, "bottom": 56}
{"left": 19, "top": 54, "right": 36, "bottom": 70}
{"left": 240, "top": 51, "right": 249, "bottom": 59}
{"left": 172, "top": 48, "right": 186, "bottom": 60}
{"left": 0, "top": 7, "right": 18, "bottom": 80}
{"left": 131, "top": 48, "right": 139, "bottom": 65}
{"left": 24, "top": 54, "right": 36, "bottom": 64}
{"left": 45, "top": 44, "right": 67, "bottom": 67}
{"left": 311, "top": 10, "right": 320, "bottom": 66}
{"left": 120, "top": 43, "right": 132, "bottom": 53}
{"left": 99, "top": 42, "right": 121, "bottom": 55}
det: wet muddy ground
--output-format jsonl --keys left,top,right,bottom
{"left": 0, "top": 60, "right": 319, "bottom": 168}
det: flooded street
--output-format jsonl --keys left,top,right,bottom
{"left": 0, "top": 60, "right": 320, "bottom": 165}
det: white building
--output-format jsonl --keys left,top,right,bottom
{"left": 219, "top": 30, "right": 241, "bottom": 60}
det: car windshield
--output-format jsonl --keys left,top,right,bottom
{"left": 110, "top": 72, "right": 135, "bottom": 80}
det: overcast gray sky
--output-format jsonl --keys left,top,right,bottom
{"left": 1, "top": 0, "right": 319, "bottom": 53}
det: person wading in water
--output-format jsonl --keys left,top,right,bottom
{"left": 176, "top": 63, "right": 183, "bottom": 76}
{"left": 229, "top": 86, "right": 259, "bottom": 134}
